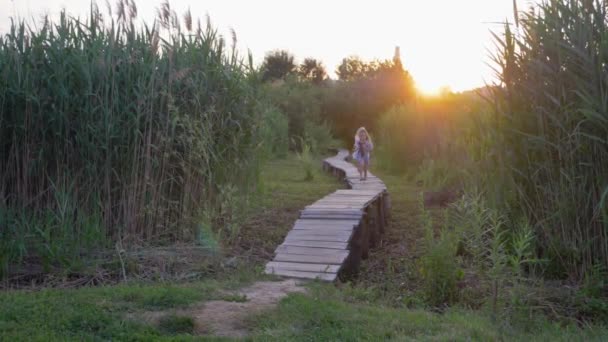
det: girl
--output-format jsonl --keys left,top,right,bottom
{"left": 352, "top": 127, "right": 373, "bottom": 181}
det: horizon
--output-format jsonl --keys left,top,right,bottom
{"left": 0, "top": 0, "right": 519, "bottom": 93}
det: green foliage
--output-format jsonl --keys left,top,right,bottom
{"left": 0, "top": 2, "right": 264, "bottom": 275}
{"left": 264, "top": 79, "right": 338, "bottom": 153}
{"left": 249, "top": 289, "right": 608, "bottom": 341}
{"left": 296, "top": 141, "right": 315, "bottom": 181}
{"left": 445, "top": 193, "right": 545, "bottom": 318}
{"left": 0, "top": 275, "right": 253, "bottom": 340}
{"left": 481, "top": 0, "right": 608, "bottom": 278}
{"left": 416, "top": 158, "right": 459, "bottom": 190}
{"left": 298, "top": 58, "right": 327, "bottom": 84}
{"left": 336, "top": 56, "right": 370, "bottom": 81}
{"left": 575, "top": 264, "right": 608, "bottom": 322}
{"left": 259, "top": 105, "right": 290, "bottom": 158}
{"left": 261, "top": 50, "right": 297, "bottom": 82}
{"left": 375, "top": 92, "right": 473, "bottom": 174}
{"left": 303, "top": 120, "right": 339, "bottom": 154}
{"left": 418, "top": 201, "right": 463, "bottom": 306}
{"left": 326, "top": 57, "right": 416, "bottom": 144}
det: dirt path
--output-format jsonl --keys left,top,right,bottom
{"left": 140, "top": 279, "right": 307, "bottom": 338}
{"left": 193, "top": 279, "right": 307, "bottom": 337}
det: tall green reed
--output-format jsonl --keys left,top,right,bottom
{"left": 0, "top": 1, "right": 264, "bottom": 276}
{"left": 481, "top": 0, "right": 608, "bottom": 279}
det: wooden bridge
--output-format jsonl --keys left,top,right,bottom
{"left": 264, "top": 149, "right": 390, "bottom": 282}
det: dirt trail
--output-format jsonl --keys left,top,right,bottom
{"left": 141, "top": 279, "right": 307, "bottom": 338}
{"left": 192, "top": 279, "right": 306, "bottom": 337}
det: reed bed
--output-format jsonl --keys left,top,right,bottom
{"left": 478, "top": 0, "right": 608, "bottom": 278}
{"left": 0, "top": 1, "right": 264, "bottom": 276}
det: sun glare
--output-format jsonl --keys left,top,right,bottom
{"left": 415, "top": 79, "right": 446, "bottom": 96}
{"left": 417, "top": 85, "right": 441, "bottom": 96}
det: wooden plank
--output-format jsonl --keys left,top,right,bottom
{"left": 315, "top": 196, "right": 373, "bottom": 200}
{"left": 294, "top": 219, "right": 359, "bottom": 226}
{"left": 265, "top": 269, "right": 337, "bottom": 282}
{"left": 285, "top": 234, "right": 350, "bottom": 243}
{"left": 305, "top": 205, "right": 366, "bottom": 210}
{"left": 300, "top": 216, "right": 363, "bottom": 221}
{"left": 296, "top": 218, "right": 360, "bottom": 223}
{"left": 301, "top": 208, "right": 363, "bottom": 214}
{"left": 293, "top": 222, "right": 356, "bottom": 227}
{"left": 280, "top": 241, "right": 348, "bottom": 249}
{"left": 334, "top": 188, "right": 383, "bottom": 192}
{"left": 266, "top": 261, "right": 341, "bottom": 273}
{"left": 292, "top": 225, "right": 354, "bottom": 232}
{"left": 300, "top": 215, "right": 363, "bottom": 220}
{"left": 329, "top": 191, "right": 381, "bottom": 195}
{"left": 273, "top": 252, "right": 348, "bottom": 265}
{"left": 318, "top": 199, "right": 376, "bottom": 203}
{"left": 312, "top": 199, "right": 370, "bottom": 204}
{"left": 300, "top": 211, "right": 363, "bottom": 216}
{"left": 322, "top": 194, "right": 379, "bottom": 199}
{"left": 285, "top": 230, "right": 352, "bottom": 242}
{"left": 275, "top": 245, "right": 349, "bottom": 255}
{"left": 300, "top": 213, "right": 363, "bottom": 218}
{"left": 293, "top": 221, "right": 358, "bottom": 226}
{"left": 308, "top": 202, "right": 368, "bottom": 206}
{"left": 288, "top": 229, "right": 352, "bottom": 236}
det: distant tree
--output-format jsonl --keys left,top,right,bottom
{"left": 261, "top": 50, "right": 297, "bottom": 82}
{"left": 336, "top": 56, "right": 369, "bottom": 81}
{"left": 298, "top": 58, "right": 327, "bottom": 84}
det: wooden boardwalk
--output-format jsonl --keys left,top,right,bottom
{"left": 264, "top": 149, "right": 390, "bottom": 282}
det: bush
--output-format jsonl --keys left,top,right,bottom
{"left": 418, "top": 201, "right": 463, "bottom": 306}
{"left": 296, "top": 141, "right": 315, "bottom": 181}
{"left": 259, "top": 104, "right": 289, "bottom": 158}
{"left": 264, "top": 78, "right": 339, "bottom": 153}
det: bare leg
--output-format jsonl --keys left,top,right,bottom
{"left": 357, "top": 160, "right": 363, "bottom": 180}
{"left": 363, "top": 161, "right": 368, "bottom": 180}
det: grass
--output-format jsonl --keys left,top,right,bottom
{"left": 0, "top": 248, "right": 264, "bottom": 340}
{"left": 230, "top": 154, "right": 340, "bottom": 262}
{"left": 157, "top": 314, "right": 196, "bottom": 335}
{"left": 0, "top": 280, "right": 215, "bottom": 340}
{"left": 249, "top": 287, "right": 608, "bottom": 341}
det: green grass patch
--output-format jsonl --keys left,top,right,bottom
{"left": 250, "top": 287, "right": 608, "bottom": 341}
{"left": 233, "top": 155, "right": 341, "bottom": 259}
{"left": 0, "top": 273, "right": 256, "bottom": 340}
{"left": 257, "top": 155, "right": 340, "bottom": 208}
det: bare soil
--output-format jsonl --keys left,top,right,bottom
{"left": 139, "top": 279, "right": 307, "bottom": 338}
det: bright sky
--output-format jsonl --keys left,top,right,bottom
{"left": 0, "top": 0, "right": 519, "bottom": 93}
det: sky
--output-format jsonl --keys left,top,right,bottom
{"left": 0, "top": 0, "right": 520, "bottom": 93}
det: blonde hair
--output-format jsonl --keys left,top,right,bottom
{"left": 354, "top": 127, "right": 372, "bottom": 144}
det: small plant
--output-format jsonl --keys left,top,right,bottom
{"left": 418, "top": 196, "right": 463, "bottom": 306}
{"left": 417, "top": 158, "right": 449, "bottom": 189}
{"left": 575, "top": 264, "right": 608, "bottom": 322}
{"left": 296, "top": 139, "right": 315, "bottom": 181}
